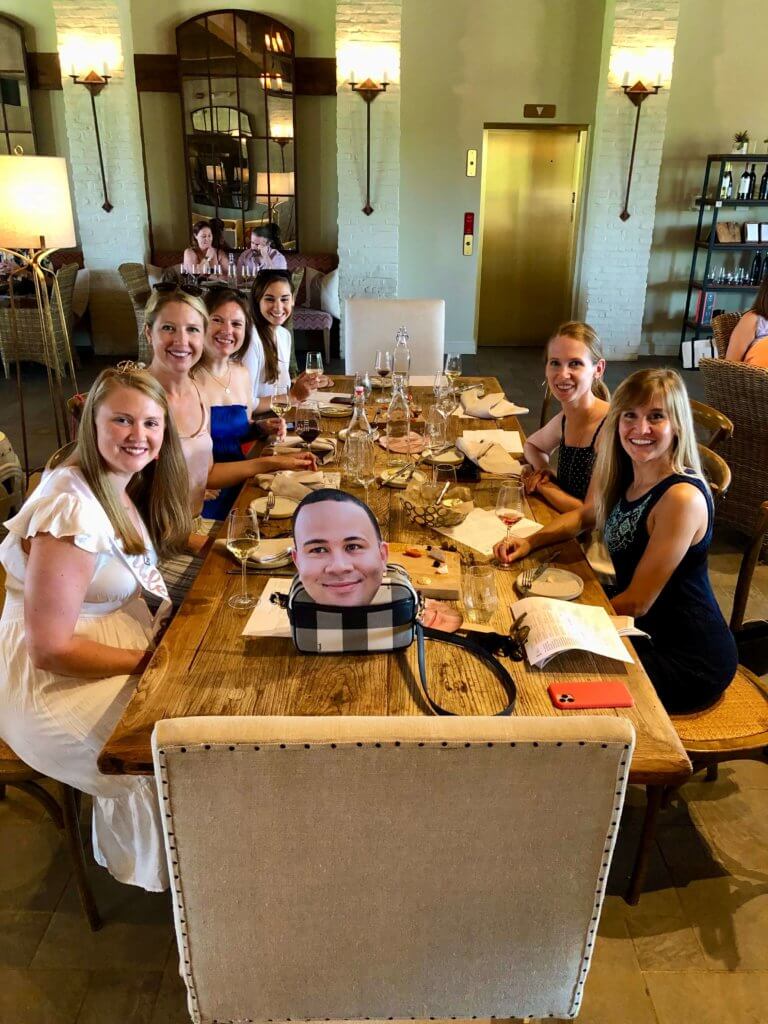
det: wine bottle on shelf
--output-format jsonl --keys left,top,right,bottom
{"left": 748, "top": 164, "right": 757, "bottom": 199}
{"left": 720, "top": 163, "right": 733, "bottom": 200}
{"left": 750, "top": 250, "right": 763, "bottom": 285}
{"left": 760, "top": 165, "right": 768, "bottom": 200}
{"left": 737, "top": 166, "right": 751, "bottom": 200}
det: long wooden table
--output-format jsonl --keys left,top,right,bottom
{"left": 99, "top": 376, "right": 691, "bottom": 901}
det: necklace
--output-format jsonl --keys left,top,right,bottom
{"left": 202, "top": 363, "right": 232, "bottom": 395}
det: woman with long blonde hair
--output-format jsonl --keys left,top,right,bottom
{"left": 496, "top": 368, "right": 737, "bottom": 712}
{"left": 0, "top": 366, "right": 191, "bottom": 891}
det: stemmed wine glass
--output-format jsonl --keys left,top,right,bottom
{"left": 494, "top": 482, "right": 524, "bottom": 571}
{"left": 306, "top": 352, "right": 324, "bottom": 385}
{"left": 269, "top": 383, "right": 292, "bottom": 420}
{"left": 348, "top": 433, "right": 377, "bottom": 507}
{"left": 295, "top": 401, "right": 321, "bottom": 447}
{"left": 226, "top": 509, "right": 260, "bottom": 609}
{"left": 374, "top": 350, "right": 393, "bottom": 381}
{"left": 444, "top": 353, "right": 462, "bottom": 387}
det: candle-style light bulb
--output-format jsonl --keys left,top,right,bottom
{"left": 622, "top": 71, "right": 629, "bottom": 87}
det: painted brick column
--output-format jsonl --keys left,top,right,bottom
{"left": 336, "top": 0, "right": 401, "bottom": 320}
{"left": 53, "top": 0, "right": 149, "bottom": 355}
{"left": 579, "top": 0, "right": 680, "bottom": 358}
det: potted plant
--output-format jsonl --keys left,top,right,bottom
{"left": 733, "top": 130, "right": 750, "bottom": 154}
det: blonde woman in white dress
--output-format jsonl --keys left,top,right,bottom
{"left": 0, "top": 367, "right": 192, "bottom": 890}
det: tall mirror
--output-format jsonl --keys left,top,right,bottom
{"left": 0, "top": 15, "right": 36, "bottom": 156}
{"left": 177, "top": 9, "right": 297, "bottom": 252}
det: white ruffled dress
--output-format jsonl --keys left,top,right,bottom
{"left": 0, "top": 466, "right": 169, "bottom": 892}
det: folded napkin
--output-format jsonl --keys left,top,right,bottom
{"left": 435, "top": 508, "right": 542, "bottom": 556}
{"left": 254, "top": 470, "right": 327, "bottom": 502}
{"left": 459, "top": 389, "right": 529, "bottom": 419}
{"left": 461, "top": 429, "right": 523, "bottom": 454}
{"left": 271, "top": 437, "right": 337, "bottom": 464}
{"left": 455, "top": 437, "right": 522, "bottom": 476}
{"left": 241, "top": 578, "right": 292, "bottom": 638}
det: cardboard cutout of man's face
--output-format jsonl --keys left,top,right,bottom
{"left": 292, "top": 499, "right": 388, "bottom": 606}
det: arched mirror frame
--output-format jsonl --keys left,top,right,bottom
{"left": 176, "top": 8, "right": 298, "bottom": 252}
{"left": 0, "top": 14, "right": 37, "bottom": 156}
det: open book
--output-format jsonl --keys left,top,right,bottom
{"left": 511, "top": 596, "right": 635, "bottom": 668}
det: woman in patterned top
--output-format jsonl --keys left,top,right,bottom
{"left": 495, "top": 369, "right": 736, "bottom": 712}
{"left": 523, "top": 322, "right": 609, "bottom": 512}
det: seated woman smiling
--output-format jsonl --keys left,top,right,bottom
{"left": 495, "top": 368, "right": 737, "bottom": 713}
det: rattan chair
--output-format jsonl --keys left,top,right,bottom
{"left": 711, "top": 310, "right": 741, "bottom": 358}
{"left": 117, "top": 262, "right": 152, "bottom": 363}
{"left": 0, "top": 263, "right": 78, "bottom": 378}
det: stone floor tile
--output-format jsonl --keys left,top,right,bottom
{"left": 646, "top": 971, "right": 768, "bottom": 1024}
{"left": 687, "top": 786, "right": 768, "bottom": 875}
{"left": 0, "top": 821, "right": 72, "bottom": 911}
{"left": 725, "top": 759, "right": 768, "bottom": 790}
{"left": 0, "top": 967, "right": 89, "bottom": 1024}
{"left": 0, "top": 910, "right": 51, "bottom": 967}
{"left": 150, "top": 948, "right": 189, "bottom": 1024}
{"left": 574, "top": 924, "right": 658, "bottom": 1024}
{"left": 0, "top": 784, "right": 49, "bottom": 825}
{"left": 75, "top": 970, "right": 162, "bottom": 1024}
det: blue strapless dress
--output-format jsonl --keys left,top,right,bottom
{"left": 203, "top": 404, "right": 250, "bottom": 520}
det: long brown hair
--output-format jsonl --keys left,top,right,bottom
{"left": 546, "top": 321, "right": 610, "bottom": 400}
{"left": 592, "top": 368, "right": 704, "bottom": 529}
{"left": 75, "top": 367, "right": 192, "bottom": 558}
{"left": 202, "top": 287, "right": 253, "bottom": 363}
{"left": 249, "top": 270, "right": 293, "bottom": 384}
{"left": 751, "top": 276, "right": 768, "bottom": 318}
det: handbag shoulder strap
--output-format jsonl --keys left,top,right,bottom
{"left": 415, "top": 623, "right": 517, "bottom": 717}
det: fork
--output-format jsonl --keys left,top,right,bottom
{"left": 518, "top": 562, "right": 549, "bottom": 593}
{"left": 262, "top": 490, "right": 276, "bottom": 524}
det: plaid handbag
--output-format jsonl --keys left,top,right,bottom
{"left": 276, "top": 565, "right": 517, "bottom": 716}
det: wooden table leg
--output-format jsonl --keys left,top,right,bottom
{"left": 625, "top": 784, "right": 664, "bottom": 906}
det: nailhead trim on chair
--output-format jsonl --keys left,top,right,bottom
{"left": 157, "top": 740, "right": 632, "bottom": 1024}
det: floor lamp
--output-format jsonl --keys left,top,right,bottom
{"left": 0, "top": 154, "right": 78, "bottom": 480}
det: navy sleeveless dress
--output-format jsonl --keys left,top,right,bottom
{"left": 203, "top": 404, "right": 251, "bottom": 520}
{"left": 604, "top": 471, "right": 737, "bottom": 713}
{"left": 556, "top": 418, "right": 604, "bottom": 500}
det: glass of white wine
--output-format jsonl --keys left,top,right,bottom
{"left": 306, "top": 351, "right": 324, "bottom": 384}
{"left": 269, "top": 383, "right": 292, "bottom": 419}
{"left": 444, "top": 353, "right": 462, "bottom": 387}
{"left": 227, "top": 509, "right": 260, "bottom": 609}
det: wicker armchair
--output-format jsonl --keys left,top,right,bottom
{"left": 700, "top": 356, "right": 768, "bottom": 549}
{"left": 711, "top": 310, "right": 741, "bottom": 358}
{"left": 118, "top": 262, "right": 152, "bottom": 363}
{"left": 0, "top": 263, "right": 78, "bottom": 378}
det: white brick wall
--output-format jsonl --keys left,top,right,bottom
{"left": 53, "top": 0, "right": 149, "bottom": 355}
{"left": 336, "top": 0, "right": 401, "bottom": 319}
{"left": 579, "top": 0, "right": 680, "bottom": 359}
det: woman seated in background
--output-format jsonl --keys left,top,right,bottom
{"left": 725, "top": 276, "right": 768, "bottom": 367}
{"left": 193, "top": 287, "right": 292, "bottom": 520}
{"left": 181, "top": 221, "right": 229, "bottom": 276}
{"left": 0, "top": 366, "right": 191, "bottom": 891}
{"left": 243, "top": 270, "right": 313, "bottom": 410}
{"left": 495, "top": 368, "right": 737, "bottom": 713}
{"left": 523, "top": 322, "right": 609, "bottom": 512}
{"left": 144, "top": 286, "right": 314, "bottom": 599}
{"left": 236, "top": 224, "right": 288, "bottom": 278}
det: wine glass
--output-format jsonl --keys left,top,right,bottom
{"left": 295, "top": 401, "right": 321, "bottom": 447}
{"left": 269, "top": 383, "right": 292, "bottom": 419}
{"left": 226, "top": 509, "right": 260, "bottom": 609}
{"left": 494, "top": 482, "right": 524, "bottom": 571}
{"left": 306, "top": 352, "right": 324, "bottom": 384}
{"left": 444, "top": 353, "right": 463, "bottom": 387}
{"left": 424, "top": 405, "right": 446, "bottom": 457}
{"left": 374, "top": 350, "right": 393, "bottom": 381}
{"left": 354, "top": 370, "right": 372, "bottom": 401}
{"left": 347, "top": 434, "right": 377, "bottom": 506}
{"left": 461, "top": 565, "right": 498, "bottom": 624}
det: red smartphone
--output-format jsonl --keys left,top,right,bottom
{"left": 548, "top": 681, "right": 634, "bottom": 710}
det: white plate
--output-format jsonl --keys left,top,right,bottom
{"left": 516, "top": 567, "right": 583, "bottom": 600}
{"left": 379, "top": 467, "right": 428, "bottom": 488}
{"left": 250, "top": 495, "right": 298, "bottom": 519}
{"left": 422, "top": 448, "right": 464, "bottom": 466}
{"left": 319, "top": 404, "right": 353, "bottom": 418}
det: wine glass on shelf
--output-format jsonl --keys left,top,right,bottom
{"left": 306, "top": 351, "right": 324, "bottom": 385}
{"left": 295, "top": 401, "right": 321, "bottom": 447}
{"left": 444, "top": 353, "right": 462, "bottom": 388}
{"left": 226, "top": 509, "right": 260, "bottom": 609}
{"left": 494, "top": 481, "right": 524, "bottom": 571}
{"left": 348, "top": 433, "right": 377, "bottom": 507}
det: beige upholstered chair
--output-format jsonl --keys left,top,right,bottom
{"left": 153, "top": 714, "right": 635, "bottom": 1024}
{"left": 117, "top": 262, "right": 152, "bottom": 363}
{"left": 344, "top": 298, "right": 446, "bottom": 375}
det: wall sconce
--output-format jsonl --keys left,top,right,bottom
{"left": 619, "top": 77, "right": 662, "bottom": 221}
{"left": 69, "top": 65, "right": 113, "bottom": 212}
{"left": 349, "top": 74, "right": 389, "bottom": 216}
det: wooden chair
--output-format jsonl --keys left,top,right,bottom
{"left": 730, "top": 500, "right": 768, "bottom": 675}
{"left": 152, "top": 715, "right": 634, "bottom": 1023}
{"left": 690, "top": 398, "right": 733, "bottom": 449}
{"left": 698, "top": 442, "right": 731, "bottom": 501}
{"left": 45, "top": 441, "right": 77, "bottom": 471}
{"left": 711, "top": 310, "right": 741, "bottom": 358}
{"left": 538, "top": 386, "right": 554, "bottom": 430}
{"left": 117, "top": 262, "right": 152, "bottom": 363}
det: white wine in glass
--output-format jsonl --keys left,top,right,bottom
{"left": 305, "top": 352, "right": 324, "bottom": 382}
{"left": 270, "top": 387, "right": 291, "bottom": 418}
{"left": 227, "top": 509, "right": 260, "bottom": 609}
{"left": 444, "top": 354, "right": 462, "bottom": 387}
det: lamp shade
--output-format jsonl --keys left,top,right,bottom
{"left": 0, "top": 155, "right": 76, "bottom": 249}
{"left": 255, "top": 171, "right": 294, "bottom": 201}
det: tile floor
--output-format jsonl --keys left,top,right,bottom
{"left": 1, "top": 346, "right": 766, "bottom": 1023}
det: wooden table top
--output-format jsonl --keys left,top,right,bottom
{"left": 98, "top": 376, "right": 691, "bottom": 786}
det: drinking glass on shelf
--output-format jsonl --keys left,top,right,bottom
{"left": 374, "top": 350, "right": 393, "bottom": 381}
{"left": 347, "top": 433, "right": 377, "bottom": 506}
{"left": 494, "top": 481, "right": 524, "bottom": 571}
{"left": 306, "top": 352, "right": 324, "bottom": 383}
{"left": 226, "top": 509, "right": 260, "bottom": 610}
{"left": 444, "top": 353, "right": 462, "bottom": 387}
{"left": 295, "top": 401, "right": 321, "bottom": 446}
{"left": 461, "top": 564, "right": 498, "bottom": 625}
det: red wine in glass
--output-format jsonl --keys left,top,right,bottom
{"left": 297, "top": 426, "right": 320, "bottom": 444}
{"left": 496, "top": 510, "right": 523, "bottom": 527}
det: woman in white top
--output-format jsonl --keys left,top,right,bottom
{"left": 242, "top": 270, "right": 313, "bottom": 409}
{"left": 0, "top": 366, "right": 192, "bottom": 890}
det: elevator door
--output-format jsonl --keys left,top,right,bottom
{"left": 477, "top": 128, "right": 583, "bottom": 347}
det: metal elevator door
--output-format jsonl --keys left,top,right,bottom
{"left": 477, "top": 128, "right": 583, "bottom": 347}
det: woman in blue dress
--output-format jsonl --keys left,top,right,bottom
{"left": 494, "top": 368, "right": 737, "bottom": 713}
{"left": 193, "top": 287, "right": 314, "bottom": 519}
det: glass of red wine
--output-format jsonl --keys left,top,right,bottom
{"left": 295, "top": 401, "right": 321, "bottom": 447}
{"left": 494, "top": 481, "right": 524, "bottom": 571}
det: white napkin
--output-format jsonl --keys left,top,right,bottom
{"left": 459, "top": 389, "right": 528, "bottom": 419}
{"left": 271, "top": 437, "right": 337, "bottom": 464}
{"left": 435, "top": 508, "right": 542, "bottom": 556}
{"left": 461, "top": 429, "right": 523, "bottom": 454}
{"left": 455, "top": 437, "right": 522, "bottom": 476}
{"left": 241, "top": 578, "right": 292, "bottom": 638}
{"left": 254, "top": 470, "right": 327, "bottom": 502}
{"left": 307, "top": 390, "right": 350, "bottom": 402}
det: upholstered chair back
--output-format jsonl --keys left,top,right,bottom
{"left": 344, "top": 298, "right": 445, "bottom": 375}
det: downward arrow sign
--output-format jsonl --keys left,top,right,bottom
{"left": 536, "top": 105, "right": 543, "bottom": 116}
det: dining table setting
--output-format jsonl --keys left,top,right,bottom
{"left": 98, "top": 372, "right": 692, "bottom": 904}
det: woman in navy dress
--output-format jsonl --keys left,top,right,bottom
{"left": 495, "top": 368, "right": 737, "bottom": 713}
